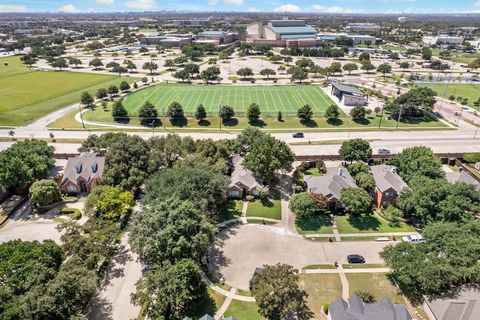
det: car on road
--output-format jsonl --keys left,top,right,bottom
{"left": 292, "top": 132, "right": 304, "bottom": 138}
{"left": 347, "top": 254, "right": 365, "bottom": 264}
{"left": 402, "top": 234, "right": 425, "bottom": 243}
{"left": 377, "top": 147, "right": 391, "bottom": 155}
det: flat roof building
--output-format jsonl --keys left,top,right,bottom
{"left": 331, "top": 82, "right": 367, "bottom": 107}
{"left": 246, "top": 19, "right": 318, "bottom": 47}
{"left": 423, "top": 35, "right": 464, "bottom": 46}
{"left": 195, "top": 30, "right": 243, "bottom": 45}
{"left": 139, "top": 35, "right": 193, "bottom": 47}
{"left": 318, "top": 32, "right": 378, "bottom": 45}
{"left": 345, "top": 23, "right": 381, "bottom": 33}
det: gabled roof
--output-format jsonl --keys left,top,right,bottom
{"left": 304, "top": 166, "right": 357, "bottom": 200}
{"left": 371, "top": 165, "right": 408, "bottom": 193}
{"left": 60, "top": 153, "right": 105, "bottom": 187}
{"left": 329, "top": 295, "right": 412, "bottom": 320}
{"left": 446, "top": 171, "right": 480, "bottom": 190}
{"left": 331, "top": 82, "right": 364, "bottom": 96}
{"left": 229, "top": 155, "right": 261, "bottom": 189}
{"left": 425, "top": 285, "right": 480, "bottom": 320}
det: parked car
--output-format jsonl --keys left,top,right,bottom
{"left": 377, "top": 147, "right": 391, "bottom": 155}
{"left": 347, "top": 254, "right": 365, "bottom": 264}
{"left": 402, "top": 234, "right": 425, "bottom": 243}
{"left": 292, "top": 132, "right": 304, "bottom": 138}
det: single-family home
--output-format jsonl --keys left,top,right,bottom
{"left": 59, "top": 153, "right": 105, "bottom": 195}
{"left": 446, "top": 170, "right": 480, "bottom": 190}
{"left": 227, "top": 155, "right": 261, "bottom": 199}
{"left": 371, "top": 165, "right": 409, "bottom": 208}
{"left": 304, "top": 166, "right": 357, "bottom": 211}
{"left": 328, "top": 295, "right": 412, "bottom": 320}
{"left": 423, "top": 285, "right": 480, "bottom": 320}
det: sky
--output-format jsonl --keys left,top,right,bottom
{"left": 0, "top": 0, "right": 480, "bottom": 14}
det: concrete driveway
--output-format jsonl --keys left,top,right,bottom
{"left": 208, "top": 224, "right": 390, "bottom": 290}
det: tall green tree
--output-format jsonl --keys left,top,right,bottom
{"left": 111, "top": 101, "right": 128, "bottom": 120}
{"left": 84, "top": 186, "right": 134, "bottom": 221}
{"left": 167, "top": 101, "right": 185, "bottom": 121}
{"left": 252, "top": 264, "right": 313, "bottom": 320}
{"left": 246, "top": 103, "right": 261, "bottom": 122}
{"left": 195, "top": 104, "right": 207, "bottom": 122}
{"left": 138, "top": 101, "right": 158, "bottom": 124}
{"left": 339, "top": 138, "right": 372, "bottom": 162}
{"left": 393, "top": 146, "right": 443, "bottom": 183}
{"left": 219, "top": 105, "right": 235, "bottom": 123}
{"left": 29, "top": 179, "right": 62, "bottom": 207}
{"left": 297, "top": 104, "right": 313, "bottom": 122}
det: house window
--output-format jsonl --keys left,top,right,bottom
{"left": 67, "top": 185, "right": 77, "bottom": 194}
{"left": 229, "top": 191, "right": 240, "bottom": 198}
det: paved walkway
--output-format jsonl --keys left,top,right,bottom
{"left": 215, "top": 288, "right": 237, "bottom": 319}
{"left": 303, "top": 267, "right": 391, "bottom": 274}
{"left": 337, "top": 265, "right": 350, "bottom": 300}
{"left": 332, "top": 218, "right": 341, "bottom": 242}
{"left": 241, "top": 201, "right": 248, "bottom": 224}
{"left": 305, "top": 231, "right": 418, "bottom": 238}
{"left": 201, "top": 272, "right": 255, "bottom": 302}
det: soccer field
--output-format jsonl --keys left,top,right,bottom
{"left": 123, "top": 84, "right": 338, "bottom": 116}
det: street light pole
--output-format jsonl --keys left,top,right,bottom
{"left": 396, "top": 104, "right": 404, "bottom": 129}
{"left": 378, "top": 106, "right": 385, "bottom": 129}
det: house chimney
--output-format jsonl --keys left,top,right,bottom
{"left": 98, "top": 148, "right": 107, "bottom": 157}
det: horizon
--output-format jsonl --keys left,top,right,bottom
{"left": 0, "top": 0, "right": 480, "bottom": 15}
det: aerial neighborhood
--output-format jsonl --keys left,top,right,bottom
{"left": 0, "top": 4, "right": 480, "bottom": 320}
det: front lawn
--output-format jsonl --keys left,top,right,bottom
{"left": 299, "top": 274, "right": 343, "bottom": 319}
{"left": 187, "top": 287, "right": 225, "bottom": 318}
{"left": 246, "top": 199, "right": 281, "bottom": 220}
{"left": 346, "top": 273, "right": 403, "bottom": 304}
{"left": 304, "top": 168, "right": 324, "bottom": 176}
{"left": 296, "top": 214, "right": 333, "bottom": 235}
{"left": 217, "top": 200, "right": 243, "bottom": 222}
{"left": 336, "top": 214, "right": 415, "bottom": 234}
{"left": 224, "top": 300, "right": 264, "bottom": 320}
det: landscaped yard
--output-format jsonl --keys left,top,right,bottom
{"left": 246, "top": 199, "right": 282, "bottom": 220}
{"left": 346, "top": 273, "right": 403, "bottom": 304}
{"left": 304, "top": 168, "right": 324, "bottom": 176}
{"left": 299, "top": 274, "right": 343, "bottom": 319}
{"left": 187, "top": 287, "right": 225, "bottom": 318}
{"left": 336, "top": 214, "right": 415, "bottom": 234}
{"left": 224, "top": 300, "right": 264, "bottom": 320}
{"left": 0, "top": 56, "right": 138, "bottom": 126}
{"left": 218, "top": 200, "right": 243, "bottom": 222}
{"left": 296, "top": 214, "right": 333, "bottom": 235}
{"left": 420, "top": 83, "right": 480, "bottom": 109}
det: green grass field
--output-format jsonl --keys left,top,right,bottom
{"left": 336, "top": 214, "right": 415, "bottom": 234}
{"left": 246, "top": 199, "right": 282, "bottom": 220}
{"left": 0, "top": 56, "right": 137, "bottom": 126}
{"left": 122, "top": 84, "right": 337, "bottom": 116}
{"left": 420, "top": 83, "right": 480, "bottom": 109}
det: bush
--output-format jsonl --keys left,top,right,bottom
{"left": 289, "top": 192, "right": 316, "bottom": 218}
{"left": 246, "top": 195, "right": 254, "bottom": 202}
{"left": 322, "top": 304, "right": 329, "bottom": 315}
{"left": 464, "top": 152, "right": 480, "bottom": 164}
{"left": 356, "top": 290, "right": 376, "bottom": 303}
{"left": 61, "top": 207, "right": 82, "bottom": 220}
{"left": 315, "top": 161, "right": 326, "bottom": 174}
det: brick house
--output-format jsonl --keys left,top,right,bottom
{"left": 304, "top": 166, "right": 357, "bottom": 212}
{"left": 59, "top": 153, "right": 105, "bottom": 195}
{"left": 227, "top": 155, "right": 261, "bottom": 199}
{"left": 371, "top": 165, "right": 408, "bottom": 208}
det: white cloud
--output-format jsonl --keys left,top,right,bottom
{"left": 95, "top": 0, "right": 114, "bottom": 5}
{"left": 475, "top": 1, "right": 480, "bottom": 7}
{"left": 224, "top": 0, "right": 244, "bottom": 5}
{"left": 124, "top": 0, "right": 156, "bottom": 9}
{"left": 274, "top": 3, "right": 301, "bottom": 12}
{"left": 0, "top": 4, "right": 27, "bottom": 12}
{"left": 208, "top": 0, "right": 220, "bottom": 5}
{"left": 247, "top": 6, "right": 259, "bottom": 12}
{"left": 59, "top": 4, "right": 80, "bottom": 13}
{"left": 311, "top": 4, "right": 364, "bottom": 13}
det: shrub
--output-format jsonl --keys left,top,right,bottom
{"left": 322, "top": 304, "right": 329, "bottom": 315}
{"left": 246, "top": 195, "right": 254, "bottom": 202}
{"left": 289, "top": 192, "right": 316, "bottom": 218}
{"left": 61, "top": 207, "right": 81, "bottom": 220}
{"left": 356, "top": 290, "right": 376, "bottom": 303}
{"left": 315, "top": 161, "right": 326, "bottom": 174}
{"left": 464, "top": 152, "right": 480, "bottom": 164}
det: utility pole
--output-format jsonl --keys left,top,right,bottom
{"left": 78, "top": 103, "right": 85, "bottom": 129}
{"left": 396, "top": 104, "right": 404, "bottom": 129}
{"left": 474, "top": 124, "right": 479, "bottom": 139}
{"left": 219, "top": 105, "right": 222, "bottom": 131}
{"left": 438, "top": 82, "right": 450, "bottom": 113}
{"left": 378, "top": 106, "right": 385, "bottom": 129}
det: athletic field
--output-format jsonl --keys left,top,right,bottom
{"left": 420, "top": 83, "right": 480, "bottom": 109}
{"left": 123, "top": 84, "right": 338, "bottom": 116}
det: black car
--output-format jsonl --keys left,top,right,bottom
{"left": 347, "top": 254, "right": 365, "bottom": 264}
{"left": 292, "top": 132, "right": 304, "bottom": 138}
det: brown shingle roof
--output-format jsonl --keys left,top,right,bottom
{"left": 60, "top": 153, "right": 105, "bottom": 187}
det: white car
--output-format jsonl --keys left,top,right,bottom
{"left": 377, "top": 147, "right": 391, "bottom": 155}
{"left": 402, "top": 234, "right": 425, "bottom": 243}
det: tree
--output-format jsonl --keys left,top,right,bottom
{"left": 358, "top": 52, "right": 370, "bottom": 61}
{"left": 393, "top": 146, "right": 443, "bottom": 183}
{"left": 350, "top": 105, "right": 367, "bottom": 121}
{"left": 0, "top": 139, "right": 54, "bottom": 189}
{"left": 289, "top": 66, "right": 308, "bottom": 83}
{"left": 355, "top": 172, "right": 375, "bottom": 191}
{"left": 252, "top": 264, "right": 313, "bottom": 320}
{"left": 131, "top": 259, "right": 207, "bottom": 320}
{"left": 421, "top": 47, "right": 432, "bottom": 60}
{"left": 361, "top": 61, "right": 375, "bottom": 73}
{"left": 51, "top": 58, "right": 68, "bottom": 70}
{"left": 246, "top": 103, "right": 261, "bottom": 122}
{"left": 164, "top": 59, "right": 174, "bottom": 68}
{"left": 400, "top": 62, "right": 410, "bottom": 70}
{"left": 284, "top": 56, "right": 293, "bottom": 65}
{"left": 289, "top": 192, "right": 316, "bottom": 219}
{"left": 343, "top": 63, "right": 358, "bottom": 75}
{"left": 29, "top": 179, "right": 62, "bottom": 207}
{"left": 377, "top": 63, "right": 392, "bottom": 78}
{"left": 119, "top": 81, "right": 130, "bottom": 92}
{"left": 237, "top": 67, "right": 253, "bottom": 80}
{"left": 89, "top": 58, "right": 103, "bottom": 69}
{"left": 324, "top": 104, "right": 340, "bottom": 122}
{"left": 297, "top": 104, "right": 313, "bottom": 122}
{"left": 124, "top": 59, "right": 136, "bottom": 71}
{"left": 200, "top": 66, "right": 221, "bottom": 84}
{"left": 243, "top": 134, "right": 294, "bottom": 184}
{"left": 84, "top": 186, "right": 134, "bottom": 220}
{"left": 173, "top": 69, "right": 189, "bottom": 82}
{"left": 183, "top": 63, "right": 200, "bottom": 78}
{"left": 167, "top": 101, "right": 184, "bottom": 122}
{"left": 143, "top": 61, "right": 158, "bottom": 75}
{"left": 80, "top": 91, "right": 94, "bottom": 107}
{"left": 112, "top": 65, "right": 127, "bottom": 76}
{"left": 347, "top": 161, "right": 370, "bottom": 178}
{"left": 339, "top": 138, "right": 372, "bottom": 162}
{"left": 129, "top": 200, "right": 216, "bottom": 264}
{"left": 260, "top": 68, "right": 276, "bottom": 80}
{"left": 96, "top": 88, "right": 107, "bottom": 99}
{"left": 111, "top": 101, "right": 128, "bottom": 120}
{"left": 219, "top": 105, "right": 235, "bottom": 123}
{"left": 328, "top": 62, "right": 342, "bottom": 75}
{"left": 195, "top": 104, "right": 207, "bottom": 122}
{"left": 138, "top": 101, "right": 158, "bottom": 125}
{"left": 385, "top": 87, "right": 437, "bottom": 119}
{"left": 107, "top": 85, "right": 119, "bottom": 96}
{"left": 341, "top": 187, "right": 372, "bottom": 215}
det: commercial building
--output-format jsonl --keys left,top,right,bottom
{"left": 423, "top": 35, "right": 464, "bottom": 46}
{"left": 318, "top": 33, "right": 378, "bottom": 45}
{"left": 331, "top": 82, "right": 367, "bottom": 107}
{"left": 195, "top": 31, "right": 244, "bottom": 45}
{"left": 345, "top": 23, "right": 381, "bottom": 33}
{"left": 139, "top": 35, "right": 193, "bottom": 47}
{"left": 246, "top": 19, "right": 318, "bottom": 47}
